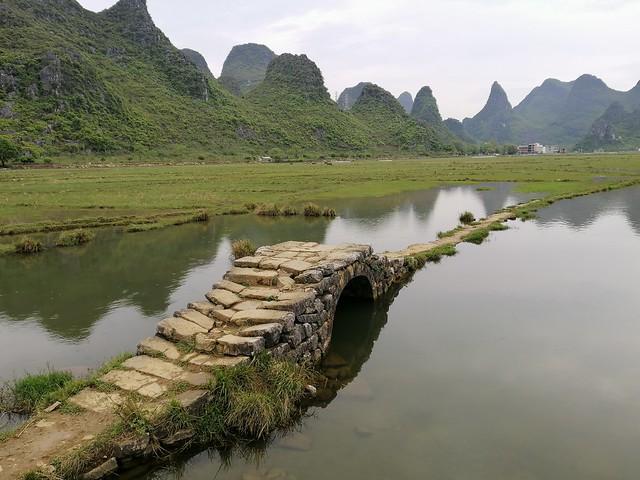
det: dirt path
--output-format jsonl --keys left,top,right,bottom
{"left": 0, "top": 411, "right": 114, "bottom": 478}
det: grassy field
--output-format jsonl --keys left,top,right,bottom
{"left": 1, "top": 153, "right": 640, "bottom": 237}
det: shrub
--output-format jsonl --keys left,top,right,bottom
{"left": 0, "top": 138, "right": 20, "bottom": 167}
{"left": 244, "top": 202, "right": 257, "bottom": 211}
{"left": 231, "top": 239, "right": 256, "bottom": 259}
{"left": 321, "top": 207, "right": 337, "bottom": 217}
{"left": 56, "top": 230, "right": 95, "bottom": 247}
{"left": 14, "top": 237, "right": 43, "bottom": 255}
{"left": 255, "top": 204, "right": 281, "bottom": 216}
{"left": 303, "top": 203, "right": 321, "bottom": 217}
{"left": 459, "top": 211, "right": 476, "bottom": 224}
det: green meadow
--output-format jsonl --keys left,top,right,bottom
{"left": 2, "top": 153, "right": 640, "bottom": 237}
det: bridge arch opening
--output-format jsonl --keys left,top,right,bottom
{"left": 339, "top": 275, "right": 375, "bottom": 301}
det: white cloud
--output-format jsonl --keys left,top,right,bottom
{"left": 77, "top": 0, "right": 640, "bottom": 119}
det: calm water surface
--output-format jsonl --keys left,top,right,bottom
{"left": 2, "top": 184, "right": 640, "bottom": 479}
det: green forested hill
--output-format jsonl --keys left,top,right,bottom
{"left": 351, "top": 84, "right": 454, "bottom": 153}
{"left": 0, "top": 0, "right": 456, "bottom": 159}
{"left": 578, "top": 102, "right": 640, "bottom": 151}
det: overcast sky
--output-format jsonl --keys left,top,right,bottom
{"left": 77, "top": 0, "right": 640, "bottom": 119}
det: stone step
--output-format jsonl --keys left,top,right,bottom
{"left": 230, "top": 309, "right": 295, "bottom": 331}
{"left": 239, "top": 323, "right": 283, "bottom": 347}
{"left": 138, "top": 336, "right": 181, "bottom": 360}
{"left": 233, "top": 256, "right": 262, "bottom": 268}
{"left": 175, "top": 309, "right": 215, "bottom": 331}
{"left": 184, "top": 352, "right": 250, "bottom": 368}
{"left": 224, "top": 267, "right": 279, "bottom": 287}
{"left": 206, "top": 288, "right": 242, "bottom": 308}
{"left": 211, "top": 308, "right": 236, "bottom": 323}
{"left": 279, "top": 259, "right": 314, "bottom": 275}
{"left": 213, "top": 279, "right": 246, "bottom": 294}
{"left": 122, "top": 355, "right": 213, "bottom": 387}
{"left": 101, "top": 369, "right": 168, "bottom": 399}
{"left": 216, "top": 334, "right": 265, "bottom": 356}
{"left": 187, "top": 301, "right": 221, "bottom": 317}
{"left": 157, "top": 317, "right": 208, "bottom": 343}
{"left": 69, "top": 389, "right": 124, "bottom": 414}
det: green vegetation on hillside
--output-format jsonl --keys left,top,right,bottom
{"left": 0, "top": 1, "right": 455, "bottom": 161}
{"left": 579, "top": 102, "right": 640, "bottom": 151}
{"left": 351, "top": 84, "right": 453, "bottom": 153}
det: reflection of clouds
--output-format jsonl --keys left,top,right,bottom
{"left": 324, "top": 183, "right": 529, "bottom": 251}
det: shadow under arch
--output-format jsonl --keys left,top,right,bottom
{"left": 310, "top": 281, "right": 406, "bottom": 407}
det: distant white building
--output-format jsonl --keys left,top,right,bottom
{"left": 518, "top": 143, "right": 545, "bottom": 155}
{"left": 518, "top": 143, "right": 565, "bottom": 155}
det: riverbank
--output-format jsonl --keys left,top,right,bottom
{"left": 2, "top": 154, "right": 640, "bottom": 242}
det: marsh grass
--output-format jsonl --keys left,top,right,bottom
{"left": 56, "top": 230, "right": 95, "bottom": 247}
{"left": 2, "top": 370, "right": 73, "bottom": 414}
{"left": 321, "top": 207, "right": 337, "bottom": 217}
{"left": 437, "top": 226, "right": 464, "bottom": 239}
{"left": 303, "top": 203, "right": 322, "bottom": 217}
{"left": 462, "top": 228, "right": 490, "bottom": 245}
{"left": 14, "top": 237, "right": 42, "bottom": 255}
{"left": 281, "top": 205, "right": 298, "bottom": 216}
{"left": 255, "top": 204, "right": 281, "bottom": 216}
{"left": 231, "top": 239, "right": 256, "bottom": 259}
{"left": 407, "top": 244, "right": 458, "bottom": 271}
{"left": 488, "top": 222, "right": 509, "bottom": 231}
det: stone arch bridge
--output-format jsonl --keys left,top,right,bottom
{"left": 144, "top": 241, "right": 410, "bottom": 367}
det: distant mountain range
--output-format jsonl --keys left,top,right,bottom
{"left": 337, "top": 75, "right": 640, "bottom": 151}
{"left": 454, "top": 75, "right": 640, "bottom": 149}
{"left": 2, "top": 0, "right": 639, "bottom": 157}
